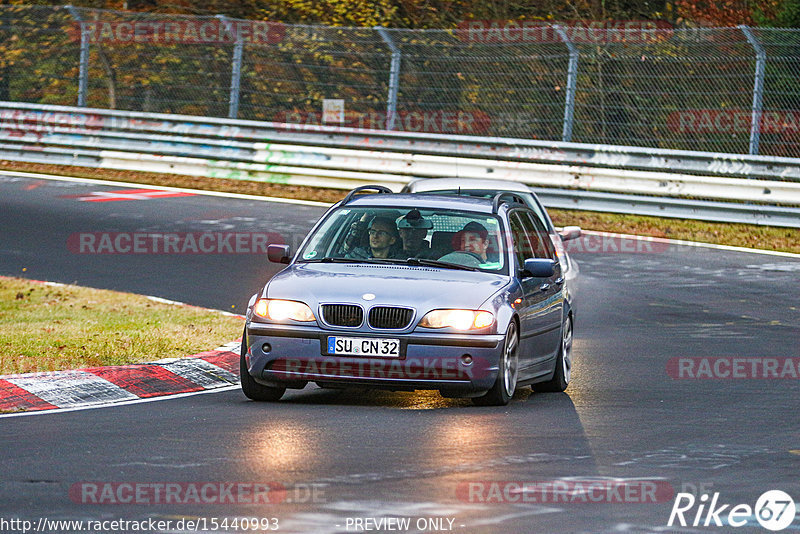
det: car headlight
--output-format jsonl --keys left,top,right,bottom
{"left": 419, "top": 309, "right": 494, "bottom": 330}
{"left": 254, "top": 299, "right": 316, "bottom": 322}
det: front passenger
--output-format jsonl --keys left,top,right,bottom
{"left": 345, "top": 216, "right": 400, "bottom": 259}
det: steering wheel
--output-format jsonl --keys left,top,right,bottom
{"left": 437, "top": 251, "right": 483, "bottom": 267}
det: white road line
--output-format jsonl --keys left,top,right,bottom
{"left": 581, "top": 229, "right": 800, "bottom": 259}
{"left": 0, "top": 169, "right": 331, "bottom": 207}
{"left": 0, "top": 384, "right": 240, "bottom": 419}
{"left": 5, "top": 169, "right": 798, "bottom": 258}
{"left": 0, "top": 276, "right": 244, "bottom": 317}
{"left": 145, "top": 295, "right": 245, "bottom": 317}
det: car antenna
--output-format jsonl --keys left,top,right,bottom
{"left": 458, "top": 186, "right": 461, "bottom": 195}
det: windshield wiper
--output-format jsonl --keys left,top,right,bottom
{"left": 301, "top": 257, "right": 479, "bottom": 271}
{"left": 300, "top": 257, "right": 371, "bottom": 264}
{"left": 401, "top": 258, "right": 480, "bottom": 271}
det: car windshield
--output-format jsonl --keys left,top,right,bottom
{"left": 297, "top": 206, "right": 508, "bottom": 274}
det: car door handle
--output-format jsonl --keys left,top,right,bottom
{"left": 539, "top": 283, "right": 550, "bottom": 291}
{"left": 554, "top": 277, "right": 564, "bottom": 286}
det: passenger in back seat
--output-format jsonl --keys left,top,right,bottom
{"left": 397, "top": 209, "right": 435, "bottom": 258}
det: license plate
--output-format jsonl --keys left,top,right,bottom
{"left": 327, "top": 336, "right": 400, "bottom": 357}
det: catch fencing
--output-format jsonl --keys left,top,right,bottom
{"left": 2, "top": 6, "right": 800, "bottom": 157}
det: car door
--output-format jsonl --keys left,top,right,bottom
{"left": 509, "top": 210, "right": 564, "bottom": 375}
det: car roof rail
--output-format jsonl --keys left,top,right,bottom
{"left": 492, "top": 192, "right": 526, "bottom": 213}
{"left": 341, "top": 185, "right": 394, "bottom": 206}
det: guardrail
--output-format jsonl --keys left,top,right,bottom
{"left": 2, "top": 101, "right": 800, "bottom": 228}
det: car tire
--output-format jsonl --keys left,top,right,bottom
{"left": 534, "top": 314, "right": 573, "bottom": 393}
{"left": 473, "top": 321, "right": 519, "bottom": 406}
{"left": 240, "top": 328, "right": 286, "bottom": 402}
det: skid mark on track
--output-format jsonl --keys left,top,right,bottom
{"left": 746, "top": 262, "right": 800, "bottom": 272}
{"left": 306, "top": 452, "right": 590, "bottom": 488}
{"left": 610, "top": 445, "right": 772, "bottom": 470}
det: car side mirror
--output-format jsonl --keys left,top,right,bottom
{"left": 522, "top": 258, "right": 555, "bottom": 278}
{"left": 267, "top": 244, "right": 291, "bottom": 264}
{"left": 558, "top": 226, "right": 582, "bottom": 242}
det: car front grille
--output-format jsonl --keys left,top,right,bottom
{"left": 321, "top": 304, "right": 363, "bottom": 327}
{"left": 368, "top": 306, "right": 414, "bottom": 330}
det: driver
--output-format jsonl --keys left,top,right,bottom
{"left": 456, "top": 221, "right": 490, "bottom": 262}
{"left": 345, "top": 216, "right": 401, "bottom": 259}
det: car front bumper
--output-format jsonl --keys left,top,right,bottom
{"left": 245, "top": 321, "right": 504, "bottom": 395}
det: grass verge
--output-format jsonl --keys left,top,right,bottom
{"left": 2, "top": 161, "right": 798, "bottom": 254}
{"left": 547, "top": 209, "right": 800, "bottom": 254}
{"left": 0, "top": 276, "right": 242, "bottom": 375}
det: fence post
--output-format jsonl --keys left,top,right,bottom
{"left": 375, "top": 27, "right": 401, "bottom": 130}
{"left": 740, "top": 25, "right": 766, "bottom": 156}
{"left": 553, "top": 25, "right": 578, "bottom": 143}
{"left": 65, "top": 5, "right": 89, "bottom": 107}
{"left": 217, "top": 15, "right": 243, "bottom": 119}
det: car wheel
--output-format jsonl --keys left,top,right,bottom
{"left": 240, "top": 328, "right": 286, "bottom": 402}
{"left": 534, "top": 314, "right": 573, "bottom": 393}
{"left": 473, "top": 321, "right": 519, "bottom": 406}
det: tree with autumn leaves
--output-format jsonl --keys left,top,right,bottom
{"left": 6, "top": 0, "right": 799, "bottom": 28}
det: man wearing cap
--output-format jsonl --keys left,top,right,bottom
{"left": 397, "top": 209, "right": 434, "bottom": 258}
{"left": 458, "top": 221, "right": 491, "bottom": 262}
{"left": 437, "top": 220, "right": 498, "bottom": 268}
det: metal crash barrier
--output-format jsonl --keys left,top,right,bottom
{"left": 1, "top": 101, "right": 799, "bottom": 228}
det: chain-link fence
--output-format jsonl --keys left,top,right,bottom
{"left": 2, "top": 5, "right": 800, "bottom": 157}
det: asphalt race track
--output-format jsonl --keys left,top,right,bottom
{"left": 1, "top": 172, "right": 799, "bottom": 533}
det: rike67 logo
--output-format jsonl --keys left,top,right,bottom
{"left": 668, "top": 490, "right": 796, "bottom": 531}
